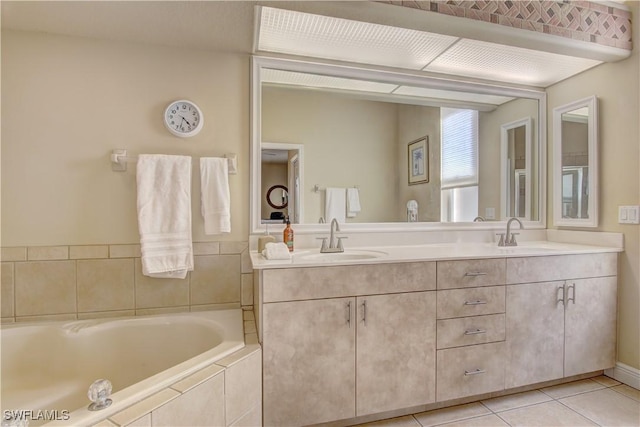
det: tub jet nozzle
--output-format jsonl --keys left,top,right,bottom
{"left": 87, "top": 379, "right": 113, "bottom": 411}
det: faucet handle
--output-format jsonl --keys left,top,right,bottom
{"left": 509, "top": 233, "right": 520, "bottom": 246}
{"left": 337, "top": 236, "right": 348, "bottom": 251}
{"left": 496, "top": 233, "right": 506, "bottom": 247}
{"left": 316, "top": 237, "right": 328, "bottom": 251}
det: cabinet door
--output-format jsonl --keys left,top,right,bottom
{"left": 505, "top": 282, "right": 565, "bottom": 388}
{"left": 564, "top": 276, "right": 617, "bottom": 377}
{"left": 356, "top": 291, "right": 436, "bottom": 416}
{"left": 263, "top": 297, "right": 356, "bottom": 426}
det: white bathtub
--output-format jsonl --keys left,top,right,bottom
{"left": 1, "top": 309, "right": 245, "bottom": 426}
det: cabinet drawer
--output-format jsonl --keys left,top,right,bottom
{"left": 437, "top": 259, "right": 506, "bottom": 289}
{"left": 437, "top": 286, "right": 505, "bottom": 319}
{"left": 262, "top": 262, "right": 436, "bottom": 302}
{"left": 437, "top": 314, "right": 505, "bottom": 349}
{"left": 436, "top": 342, "right": 505, "bottom": 402}
{"left": 506, "top": 253, "right": 617, "bottom": 284}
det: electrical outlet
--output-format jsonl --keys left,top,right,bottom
{"left": 618, "top": 206, "right": 640, "bottom": 224}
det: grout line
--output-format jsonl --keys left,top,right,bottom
{"left": 493, "top": 411, "right": 514, "bottom": 427}
{"left": 554, "top": 397, "right": 604, "bottom": 427}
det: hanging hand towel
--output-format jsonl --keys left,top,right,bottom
{"left": 200, "top": 157, "right": 230, "bottom": 234}
{"left": 346, "top": 187, "right": 361, "bottom": 218}
{"left": 325, "top": 187, "right": 346, "bottom": 223}
{"left": 137, "top": 155, "right": 193, "bottom": 279}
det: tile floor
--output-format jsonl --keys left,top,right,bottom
{"left": 357, "top": 377, "right": 640, "bottom": 427}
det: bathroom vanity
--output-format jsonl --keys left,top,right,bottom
{"left": 251, "top": 242, "right": 620, "bottom": 426}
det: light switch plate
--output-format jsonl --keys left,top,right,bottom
{"left": 485, "top": 207, "right": 495, "bottom": 220}
{"left": 618, "top": 206, "right": 640, "bottom": 224}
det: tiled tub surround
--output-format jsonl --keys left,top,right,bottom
{"left": 252, "top": 244, "right": 620, "bottom": 426}
{"left": 3, "top": 309, "right": 241, "bottom": 425}
{"left": 0, "top": 242, "right": 254, "bottom": 323}
{"left": 92, "top": 320, "right": 261, "bottom": 427}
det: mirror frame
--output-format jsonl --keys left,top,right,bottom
{"left": 251, "top": 55, "right": 547, "bottom": 234}
{"left": 500, "top": 117, "right": 533, "bottom": 220}
{"left": 552, "top": 95, "right": 598, "bottom": 228}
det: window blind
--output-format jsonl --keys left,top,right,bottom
{"left": 441, "top": 108, "right": 479, "bottom": 189}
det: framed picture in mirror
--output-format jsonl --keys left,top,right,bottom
{"left": 408, "top": 136, "right": 429, "bottom": 185}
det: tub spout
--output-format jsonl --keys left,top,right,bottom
{"left": 87, "top": 379, "right": 113, "bottom": 411}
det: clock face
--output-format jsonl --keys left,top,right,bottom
{"left": 164, "top": 100, "right": 203, "bottom": 137}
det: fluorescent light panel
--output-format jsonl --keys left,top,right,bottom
{"left": 261, "top": 69, "right": 398, "bottom": 93}
{"left": 258, "top": 7, "right": 458, "bottom": 70}
{"left": 426, "top": 38, "right": 602, "bottom": 87}
{"left": 257, "top": 6, "right": 604, "bottom": 88}
{"left": 393, "top": 86, "right": 514, "bottom": 106}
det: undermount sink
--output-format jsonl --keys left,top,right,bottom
{"left": 296, "top": 249, "right": 388, "bottom": 262}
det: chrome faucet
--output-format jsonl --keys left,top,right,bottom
{"left": 318, "top": 218, "right": 346, "bottom": 253}
{"left": 498, "top": 217, "right": 524, "bottom": 246}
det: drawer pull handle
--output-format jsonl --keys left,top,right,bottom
{"left": 464, "top": 272, "right": 487, "bottom": 277}
{"left": 464, "top": 300, "right": 487, "bottom": 306}
{"left": 464, "top": 328, "right": 486, "bottom": 335}
{"left": 464, "top": 369, "right": 486, "bottom": 376}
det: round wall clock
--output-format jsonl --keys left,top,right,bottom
{"left": 163, "top": 100, "right": 204, "bottom": 137}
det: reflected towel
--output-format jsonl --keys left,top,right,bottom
{"left": 137, "top": 154, "right": 193, "bottom": 279}
{"left": 325, "top": 188, "right": 346, "bottom": 223}
{"left": 200, "top": 157, "right": 231, "bottom": 235}
{"left": 346, "top": 188, "right": 361, "bottom": 218}
{"left": 261, "top": 242, "right": 292, "bottom": 260}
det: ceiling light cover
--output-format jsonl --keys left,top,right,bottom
{"left": 258, "top": 7, "right": 458, "bottom": 70}
{"left": 261, "top": 69, "right": 398, "bottom": 93}
{"left": 427, "top": 39, "right": 602, "bottom": 87}
{"left": 393, "top": 86, "right": 514, "bottom": 106}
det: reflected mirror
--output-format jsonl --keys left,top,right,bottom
{"left": 261, "top": 142, "right": 304, "bottom": 224}
{"left": 501, "top": 117, "right": 533, "bottom": 220}
{"left": 251, "top": 57, "right": 546, "bottom": 233}
{"left": 553, "top": 96, "right": 598, "bottom": 227}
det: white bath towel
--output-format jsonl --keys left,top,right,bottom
{"left": 137, "top": 154, "right": 193, "bottom": 279}
{"left": 325, "top": 187, "right": 346, "bottom": 223}
{"left": 261, "top": 242, "right": 292, "bottom": 260}
{"left": 346, "top": 187, "right": 361, "bottom": 218}
{"left": 200, "top": 157, "right": 230, "bottom": 235}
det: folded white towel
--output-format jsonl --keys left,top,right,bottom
{"left": 137, "top": 155, "right": 193, "bottom": 279}
{"left": 200, "top": 158, "right": 230, "bottom": 235}
{"left": 261, "top": 242, "right": 292, "bottom": 260}
{"left": 325, "top": 187, "right": 346, "bottom": 223}
{"left": 346, "top": 187, "right": 361, "bottom": 218}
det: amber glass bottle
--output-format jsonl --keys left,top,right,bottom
{"left": 283, "top": 218, "right": 294, "bottom": 252}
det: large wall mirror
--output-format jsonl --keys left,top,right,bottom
{"left": 553, "top": 96, "right": 598, "bottom": 227}
{"left": 250, "top": 56, "right": 547, "bottom": 233}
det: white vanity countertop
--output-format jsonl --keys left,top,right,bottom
{"left": 250, "top": 240, "right": 623, "bottom": 270}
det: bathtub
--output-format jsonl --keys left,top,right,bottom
{"left": 1, "top": 309, "right": 245, "bottom": 426}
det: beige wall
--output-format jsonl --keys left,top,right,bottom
{"left": 262, "top": 87, "right": 399, "bottom": 223}
{"left": 1, "top": 30, "right": 250, "bottom": 246}
{"left": 546, "top": 1, "right": 639, "bottom": 370}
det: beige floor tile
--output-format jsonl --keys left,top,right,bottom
{"left": 611, "top": 384, "right": 640, "bottom": 402}
{"left": 481, "top": 390, "right": 552, "bottom": 413}
{"left": 540, "top": 379, "right": 604, "bottom": 399}
{"left": 561, "top": 388, "right": 640, "bottom": 426}
{"left": 358, "top": 415, "right": 421, "bottom": 427}
{"left": 591, "top": 375, "right": 621, "bottom": 388}
{"left": 497, "top": 401, "right": 598, "bottom": 426}
{"left": 414, "top": 403, "right": 491, "bottom": 427}
{"left": 436, "top": 414, "right": 509, "bottom": 427}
